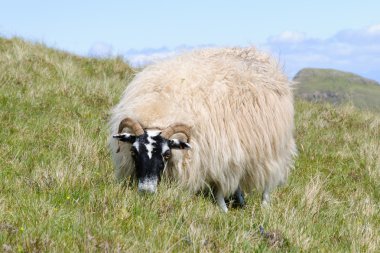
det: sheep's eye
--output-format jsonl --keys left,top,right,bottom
{"left": 130, "top": 149, "right": 136, "bottom": 157}
{"left": 163, "top": 151, "right": 171, "bottom": 160}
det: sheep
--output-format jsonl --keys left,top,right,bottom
{"left": 109, "top": 47, "right": 297, "bottom": 212}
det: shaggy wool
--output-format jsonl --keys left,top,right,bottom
{"left": 109, "top": 47, "right": 297, "bottom": 197}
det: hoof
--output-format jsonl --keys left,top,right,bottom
{"left": 261, "top": 190, "right": 270, "bottom": 207}
{"left": 215, "top": 189, "right": 228, "bottom": 213}
{"left": 226, "top": 186, "right": 246, "bottom": 209}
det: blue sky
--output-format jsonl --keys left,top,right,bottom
{"left": 1, "top": 1, "right": 380, "bottom": 81}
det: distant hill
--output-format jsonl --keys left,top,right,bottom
{"left": 293, "top": 68, "right": 380, "bottom": 112}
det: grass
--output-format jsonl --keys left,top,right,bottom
{"left": 1, "top": 37, "right": 379, "bottom": 252}
{"left": 294, "top": 68, "right": 380, "bottom": 112}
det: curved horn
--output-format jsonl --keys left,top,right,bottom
{"left": 161, "top": 123, "right": 191, "bottom": 141}
{"left": 118, "top": 117, "right": 144, "bottom": 136}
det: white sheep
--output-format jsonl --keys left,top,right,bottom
{"left": 109, "top": 47, "right": 297, "bottom": 212}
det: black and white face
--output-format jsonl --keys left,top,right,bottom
{"left": 113, "top": 130, "right": 191, "bottom": 193}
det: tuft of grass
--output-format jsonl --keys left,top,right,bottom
{"left": 1, "top": 37, "right": 379, "bottom": 252}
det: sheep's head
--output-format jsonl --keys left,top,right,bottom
{"left": 113, "top": 118, "right": 191, "bottom": 193}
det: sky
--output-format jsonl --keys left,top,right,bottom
{"left": 1, "top": 1, "right": 380, "bottom": 81}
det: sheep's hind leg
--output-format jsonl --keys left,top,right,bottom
{"left": 215, "top": 189, "right": 228, "bottom": 213}
{"left": 226, "top": 186, "right": 245, "bottom": 208}
{"left": 262, "top": 188, "right": 270, "bottom": 207}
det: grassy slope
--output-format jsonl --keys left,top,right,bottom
{"left": 294, "top": 68, "right": 380, "bottom": 112}
{"left": 0, "top": 38, "right": 379, "bottom": 252}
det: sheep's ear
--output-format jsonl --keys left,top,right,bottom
{"left": 113, "top": 133, "right": 136, "bottom": 143}
{"left": 169, "top": 139, "right": 191, "bottom": 150}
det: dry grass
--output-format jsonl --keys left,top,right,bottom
{"left": 0, "top": 37, "right": 379, "bottom": 252}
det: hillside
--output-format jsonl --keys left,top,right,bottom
{"left": 294, "top": 68, "right": 380, "bottom": 112}
{"left": 0, "top": 38, "right": 379, "bottom": 252}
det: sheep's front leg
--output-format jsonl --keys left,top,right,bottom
{"left": 215, "top": 189, "right": 228, "bottom": 213}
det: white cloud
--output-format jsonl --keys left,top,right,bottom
{"left": 88, "top": 42, "right": 113, "bottom": 58}
{"left": 333, "top": 24, "right": 380, "bottom": 44}
{"left": 265, "top": 24, "right": 380, "bottom": 82}
{"left": 126, "top": 51, "right": 176, "bottom": 66}
{"left": 124, "top": 47, "right": 178, "bottom": 66}
{"left": 366, "top": 24, "right": 380, "bottom": 35}
{"left": 108, "top": 24, "right": 380, "bottom": 83}
{"left": 268, "top": 31, "right": 306, "bottom": 43}
{"left": 123, "top": 44, "right": 214, "bottom": 67}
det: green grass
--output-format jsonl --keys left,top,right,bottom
{"left": 294, "top": 68, "right": 380, "bottom": 112}
{"left": 1, "top": 38, "right": 379, "bottom": 252}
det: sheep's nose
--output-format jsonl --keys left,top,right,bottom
{"left": 138, "top": 178, "right": 158, "bottom": 193}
